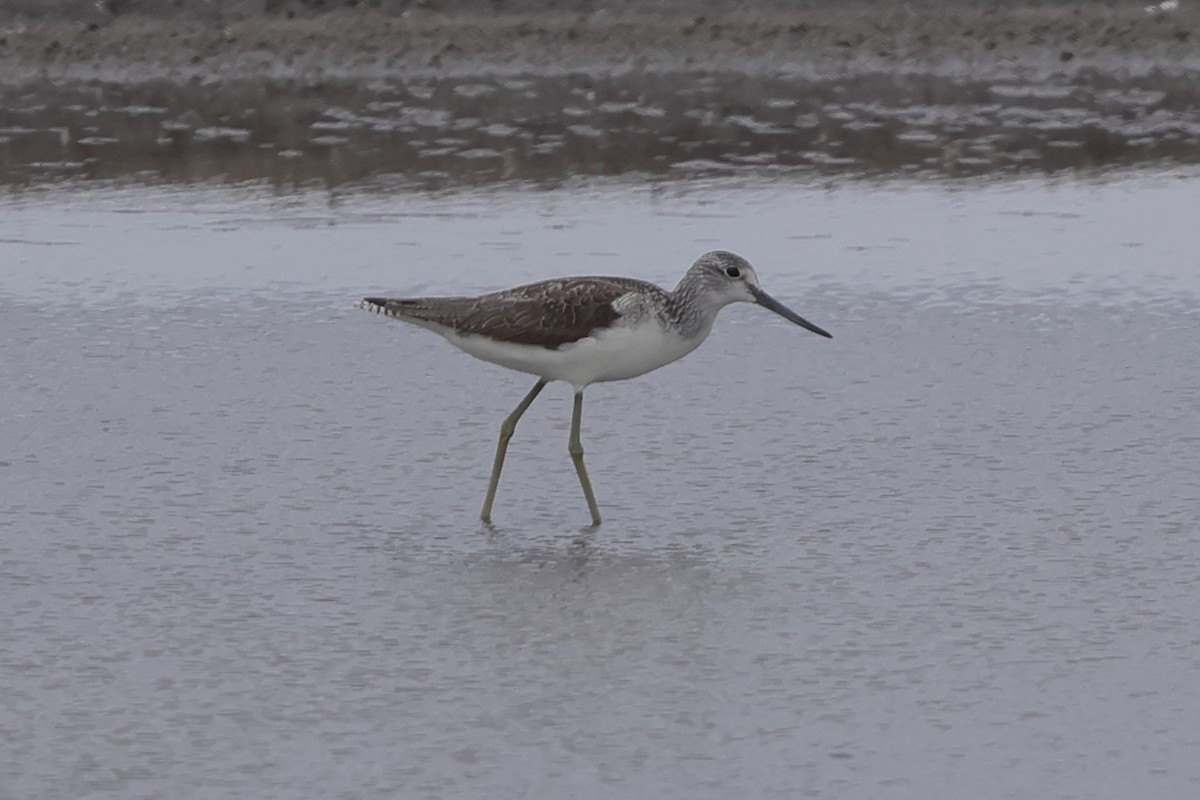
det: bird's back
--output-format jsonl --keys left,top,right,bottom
{"left": 363, "top": 275, "right": 667, "bottom": 350}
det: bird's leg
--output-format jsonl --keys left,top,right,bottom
{"left": 569, "top": 391, "right": 602, "bottom": 526}
{"left": 481, "top": 379, "right": 547, "bottom": 524}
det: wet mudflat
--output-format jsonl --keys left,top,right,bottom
{"left": 4, "top": 69, "right": 1200, "bottom": 189}
{"left": 3, "top": 169, "right": 1200, "bottom": 798}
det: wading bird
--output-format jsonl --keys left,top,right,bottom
{"left": 361, "top": 250, "right": 831, "bottom": 525}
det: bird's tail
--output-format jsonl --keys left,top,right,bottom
{"left": 358, "top": 297, "right": 408, "bottom": 320}
{"left": 358, "top": 297, "right": 474, "bottom": 333}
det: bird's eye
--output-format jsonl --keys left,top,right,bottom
{"left": 725, "top": 266, "right": 741, "bottom": 278}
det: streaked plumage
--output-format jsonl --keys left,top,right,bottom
{"left": 365, "top": 276, "right": 652, "bottom": 349}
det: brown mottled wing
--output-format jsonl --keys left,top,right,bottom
{"left": 365, "top": 276, "right": 660, "bottom": 349}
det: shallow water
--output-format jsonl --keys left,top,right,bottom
{"left": 4, "top": 69, "right": 1200, "bottom": 189}
{"left": 3, "top": 173, "right": 1200, "bottom": 799}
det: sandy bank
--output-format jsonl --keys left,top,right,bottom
{"left": 2, "top": 1, "right": 1198, "bottom": 84}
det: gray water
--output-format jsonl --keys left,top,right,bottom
{"left": 3, "top": 173, "right": 1200, "bottom": 799}
{"left": 6, "top": 70, "right": 1200, "bottom": 189}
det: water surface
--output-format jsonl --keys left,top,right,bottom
{"left": 3, "top": 173, "right": 1200, "bottom": 798}
{"left": 4, "top": 69, "right": 1200, "bottom": 189}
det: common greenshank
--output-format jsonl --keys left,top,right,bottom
{"left": 361, "top": 250, "right": 831, "bottom": 525}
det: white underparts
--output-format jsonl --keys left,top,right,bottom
{"left": 444, "top": 319, "right": 708, "bottom": 392}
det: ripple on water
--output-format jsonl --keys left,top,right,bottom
{"left": 3, "top": 70, "right": 1200, "bottom": 189}
{"left": 2, "top": 173, "right": 1200, "bottom": 799}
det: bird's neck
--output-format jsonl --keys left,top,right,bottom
{"left": 667, "top": 270, "right": 724, "bottom": 340}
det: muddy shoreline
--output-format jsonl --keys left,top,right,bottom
{"left": 3, "top": 2, "right": 1199, "bottom": 189}
{"left": 2, "top": 2, "right": 1199, "bottom": 83}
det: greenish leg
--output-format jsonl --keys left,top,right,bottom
{"left": 569, "top": 391, "right": 603, "bottom": 526}
{"left": 481, "top": 379, "right": 547, "bottom": 524}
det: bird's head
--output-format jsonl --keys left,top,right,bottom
{"left": 686, "top": 251, "right": 832, "bottom": 339}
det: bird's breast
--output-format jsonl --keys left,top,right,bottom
{"left": 561, "top": 319, "right": 704, "bottom": 385}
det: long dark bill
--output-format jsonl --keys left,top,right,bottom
{"left": 752, "top": 287, "right": 832, "bottom": 339}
